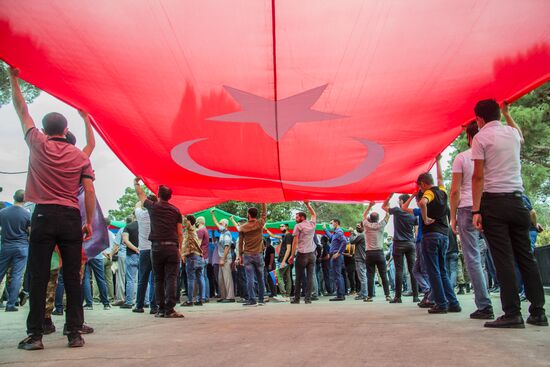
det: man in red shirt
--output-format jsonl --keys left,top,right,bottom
{"left": 10, "top": 68, "right": 96, "bottom": 350}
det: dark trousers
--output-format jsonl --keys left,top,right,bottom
{"left": 322, "top": 260, "right": 332, "bottom": 294}
{"left": 393, "top": 241, "right": 418, "bottom": 298}
{"left": 265, "top": 267, "right": 278, "bottom": 297}
{"left": 136, "top": 250, "right": 156, "bottom": 309}
{"left": 345, "top": 259, "right": 357, "bottom": 293}
{"left": 294, "top": 252, "right": 316, "bottom": 301}
{"left": 481, "top": 195, "right": 545, "bottom": 317}
{"left": 365, "top": 250, "right": 390, "bottom": 297}
{"left": 151, "top": 242, "right": 180, "bottom": 313}
{"left": 27, "top": 204, "right": 84, "bottom": 336}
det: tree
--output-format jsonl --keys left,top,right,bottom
{"left": 108, "top": 185, "right": 151, "bottom": 220}
{"left": 0, "top": 61, "right": 41, "bottom": 107}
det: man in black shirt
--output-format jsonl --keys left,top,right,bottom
{"left": 121, "top": 218, "right": 139, "bottom": 308}
{"left": 134, "top": 178, "right": 183, "bottom": 318}
{"left": 276, "top": 224, "right": 294, "bottom": 299}
{"left": 383, "top": 193, "right": 419, "bottom": 303}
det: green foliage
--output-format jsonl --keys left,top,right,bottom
{"left": 108, "top": 186, "right": 151, "bottom": 220}
{"left": 0, "top": 61, "right": 41, "bottom": 107}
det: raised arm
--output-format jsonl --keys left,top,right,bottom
{"left": 229, "top": 215, "right": 239, "bottom": 230}
{"left": 381, "top": 194, "right": 392, "bottom": 213}
{"left": 9, "top": 68, "right": 35, "bottom": 135}
{"left": 502, "top": 101, "right": 524, "bottom": 143}
{"left": 79, "top": 110, "right": 96, "bottom": 157}
{"left": 304, "top": 200, "right": 317, "bottom": 222}
{"left": 265, "top": 227, "right": 282, "bottom": 239}
{"left": 134, "top": 177, "right": 147, "bottom": 203}
{"left": 210, "top": 209, "right": 221, "bottom": 228}
{"left": 260, "top": 203, "right": 267, "bottom": 226}
{"left": 436, "top": 154, "right": 443, "bottom": 187}
{"left": 401, "top": 192, "right": 416, "bottom": 214}
{"left": 363, "top": 201, "right": 375, "bottom": 221}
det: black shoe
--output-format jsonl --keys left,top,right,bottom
{"left": 311, "top": 296, "right": 319, "bottom": 301}
{"left": 43, "top": 319, "right": 56, "bottom": 335}
{"left": 305, "top": 300, "right": 312, "bottom": 304}
{"left": 5, "top": 306, "right": 18, "bottom": 312}
{"left": 103, "top": 304, "right": 111, "bottom": 310}
{"left": 203, "top": 299, "right": 210, "bottom": 303}
{"left": 428, "top": 305, "right": 448, "bottom": 314}
{"left": 181, "top": 301, "right": 193, "bottom": 307}
{"left": 448, "top": 303, "right": 462, "bottom": 313}
{"left": 220, "top": 299, "right": 235, "bottom": 303}
{"left": 217, "top": 298, "right": 225, "bottom": 303}
{"left": 242, "top": 301, "right": 258, "bottom": 307}
{"left": 484, "top": 315, "right": 525, "bottom": 328}
{"left": 457, "top": 286, "right": 465, "bottom": 295}
{"left": 63, "top": 323, "right": 94, "bottom": 335}
{"left": 132, "top": 308, "right": 144, "bottom": 313}
{"left": 193, "top": 301, "right": 203, "bottom": 306}
{"left": 290, "top": 299, "right": 300, "bottom": 304}
{"left": 364, "top": 297, "right": 373, "bottom": 302}
{"left": 470, "top": 307, "right": 494, "bottom": 320}
{"left": 389, "top": 298, "right": 402, "bottom": 304}
{"left": 119, "top": 304, "right": 133, "bottom": 309}
{"left": 52, "top": 309, "right": 64, "bottom": 316}
{"left": 354, "top": 295, "right": 365, "bottom": 300}
{"left": 18, "top": 336, "right": 44, "bottom": 351}
{"left": 67, "top": 334, "right": 85, "bottom": 348}
{"left": 526, "top": 314, "right": 548, "bottom": 327}
{"left": 19, "top": 291, "right": 29, "bottom": 307}
{"left": 150, "top": 308, "right": 159, "bottom": 315}
{"left": 329, "top": 297, "right": 345, "bottom": 301}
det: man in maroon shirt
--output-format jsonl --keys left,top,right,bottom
{"left": 10, "top": 68, "right": 96, "bottom": 351}
{"left": 195, "top": 216, "right": 210, "bottom": 303}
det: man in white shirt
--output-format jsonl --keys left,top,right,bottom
{"left": 450, "top": 121, "right": 493, "bottom": 320}
{"left": 471, "top": 99, "right": 546, "bottom": 328}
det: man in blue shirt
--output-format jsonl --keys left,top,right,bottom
{"left": 324, "top": 219, "right": 347, "bottom": 301}
{"left": 0, "top": 190, "right": 31, "bottom": 312}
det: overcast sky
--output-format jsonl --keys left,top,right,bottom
{"left": 0, "top": 91, "right": 451, "bottom": 223}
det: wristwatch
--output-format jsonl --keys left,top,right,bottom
{"left": 471, "top": 210, "right": 481, "bottom": 216}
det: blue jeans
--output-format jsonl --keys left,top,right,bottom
{"left": 185, "top": 255, "right": 204, "bottom": 302}
{"left": 0, "top": 244, "right": 28, "bottom": 308}
{"left": 329, "top": 255, "right": 345, "bottom": 298}
{"left": 243, "top": 253, "right": 265, "bottom": 303}
{"left": 136, "top": 250, "right": 156, "bottom": 309}
{"left": 355, "top": 259, "right": 368, "bottom": 298}
{"left": 82, "top": 258, "right": 110, "bottom": 306}
{"left": 202, "top": 259, "right": 209, "bottom": 301}
{"left": 413, "top": 241, "right": 431, "bottom": 293}
{"left": 457, "top": 207, "right": 492, "bottom": 310}
{"left": 446, "top": 252, "right": 459, "bottom": 288}
{"left": 422, "top": 232, "right": 459, "bottom": 309}
{"left": 124, "top": 253, "right": 139, "bottom": 305}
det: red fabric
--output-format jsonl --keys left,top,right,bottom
{"left": 1, "top": 1, "right": 549, "bottom": 212}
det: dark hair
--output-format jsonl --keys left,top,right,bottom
{"left": 465, "top": 120, "right": 479, "bottom": 142}
{"left": 126, "top": 216, "right": 133, "bottom": 224}
{"left": 398, "top": 194, "right": 410, "bottom": 203}
{"left": 297, "top": 211, "right": 307, "bottom": 220}
{"left": 42, "top": 112, "right": 67, "bottom": 136}
{"left": 186, "top": 214, "right": 196, "bottom": 226}
{"left": 158, "top": 185, "right": 172, "bottom": 201}
{"left": 13, "top": 189, "right": 25, "bottom": 203}
{"left": 147, "top": 194, "right": 158, "bottom": 202}
{"left": 248, "top": 207, "right": 258, "bottom": 218}
{"left": 474, "top": 99, "right": 500, "bottom": 122}
{"left": 369, "top": 212, "right": 379, "bottom": 223}
{"left": 416, "top": 172, "right": 434, "bottom": 186}
{"left": 331, "top": 218, "right": 340, "bottom": 225}
{"left": 65, "top": 131, "right": 77, "bottom": 145}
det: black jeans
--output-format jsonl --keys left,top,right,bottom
{"left": 135, "top": 249, "right": 156, "bottom": 309}
{"left": 294, "top": 252, "right": 316, "bottom": 301}
{"left": 27, "top": 204, "right": 83, "bottom": 336}
{"left": 393, "top": 241, "right": 418, "bottom": 298}
{"left": 365, "top": 250, "right": 390, "bottom": 297}
{"left": 151, "top": 242, "right": 180, "bottom": 313}
{"left": 345, "top": 258, "right": 357, "bottom": 293}
{"left": 481, "top": 195, "right": 545, "bottom": 317}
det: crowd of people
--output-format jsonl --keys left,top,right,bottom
{"left": 0, "top": 67, "right": 547, "bottom": 352}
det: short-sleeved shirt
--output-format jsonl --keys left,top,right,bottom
{"left": 24, "top": 128, "right": 95, "bottom": 209}
{"left": 143, "top": 199, "right": 182, "bottom": 243}
{"left": 278, "top": 233, "right": 294, "bottom": 261}
{"left": 293, "top": 220, "right": 317, "bottom": 253}
{"left": 471, "top": 120, "right": 523, "bottom": 193}
{"left": 217, "top": 230, "right": 233, "bottom": 258}
{"left": 135, "top": 207, "right": 152, "bottom": 251}
{"left": 422, "top": 186, "right": 449, "bottom": 235}
{"left": 350, "top": 232, "right": 366, "bottom": 261}
{"left": 264, "top": 244, "right": 275, "bottom": 269}
{"left": 197, "top": 227, "right": 210, "bottom": 259}
{"left": 0, "top": 206, "right": 31, "bottom": 246}
{"left": 123, "top": 221, "right": 139, "bottom": 255}
{"left": 363, "top": 218, "right": 388, "bottom": 251}
{"left": 452, "top": 149, "right": 474, "bottom": 208}
{"left": 388, "top": 207, "right": 417, "bottom": 242}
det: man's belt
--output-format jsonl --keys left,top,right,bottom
{"left": 482, "top": 191, "right": 522, "bottom": 199}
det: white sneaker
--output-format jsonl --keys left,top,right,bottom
{"left": 273, "top": 296, "right": 286, "bottom": 302}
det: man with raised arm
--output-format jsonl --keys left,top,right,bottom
{"left": 288, "top": 201, "right": 317, "bottom": 304}
{"left": 237, "top": 203, "right": 267, "bottom": 307}
{"left": 211, "top": 210, "right": 235, "bottom": 303}
{"left": 134, "top": 178, "right": 183, "bottom": 318}
{"left": 471, "top": 100, "right": 546, "bottom": 328}
{"left": 10, "top": 68, "right": 96, "bottom": 350}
